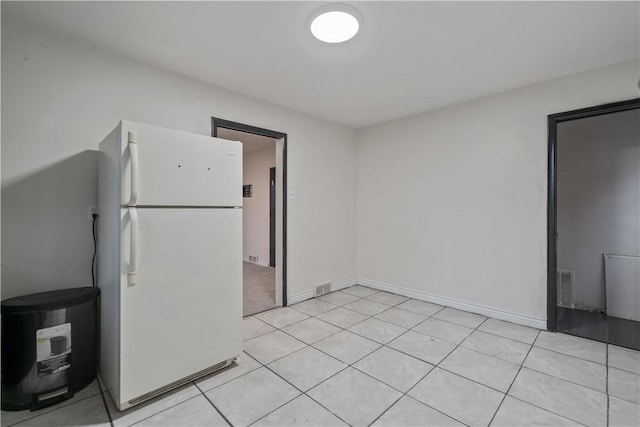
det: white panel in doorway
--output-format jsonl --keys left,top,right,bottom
{"left": 605, "top": 254, "right": 640, "bottom": 321}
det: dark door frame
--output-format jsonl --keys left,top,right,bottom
{"left": 212, "top": 117, "right": 288, "bottom": 306}
{"left": 546, "top": 97, "right": 640, "bottom": 331}
{"left": 269, "top": 167, "right": 276, "bottom": 268}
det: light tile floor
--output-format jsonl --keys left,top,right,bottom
{"left": 2, "top": 285, "right": 639, "bottom": 426}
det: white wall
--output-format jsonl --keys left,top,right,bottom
{"left": 243, "top": 146, "right": 276, "bottom": 266}
{"left": 356, "top": 59, "right": 639, "bottom": 325}
{"left": 557, "top": 109, "right": 640, "bottom": 311}
{"left": 1, "top": 14, "right": 357, "bottom": 299}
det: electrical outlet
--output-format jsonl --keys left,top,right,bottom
{"left": 88, "top": 206, "right": 99, "bottom": 220}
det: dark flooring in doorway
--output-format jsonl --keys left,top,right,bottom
{"left": 243, "top": 261, "right": 277, "bottom": 317}
{"left": 557, "top": 307, "right": 640, "bottom": 350}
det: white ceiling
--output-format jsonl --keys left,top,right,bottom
{"left": 5, "top": 1, "right": 639, "bottom": 128}
{"left": 217, "top": 128, "right": 276, "bottom": 154}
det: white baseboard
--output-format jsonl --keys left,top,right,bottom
{"left": 332, "top": 278, "right": 358, "bottom": 292}
{"left": 244, "top": 259, "right": 271, "bottom": 268}
{"left": 358, "top": 277, "right": 546, "bottom": 330}
{"left": 286, "top": 277, "right": 358, "bottom": 306}
{"left": 286, "top": 290, "right": 314, "bottom": 306}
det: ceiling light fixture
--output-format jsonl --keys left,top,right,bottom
{"left": 309, "top": 5, "right": 361, "bottom": 43}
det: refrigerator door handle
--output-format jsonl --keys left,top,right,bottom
{"left": 128, "top": 131, "right": 139, "bottom": 206}
{"left": 128, "top": 207, "right": 139, "bottom": 286}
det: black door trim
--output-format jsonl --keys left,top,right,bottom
{"left": 547, "top": 97, "right": 640, "bottom": 331}
{"left": 269, "top": 167, "right": 276, "bottom": 268}
{"left": 212, "top": 117, "right": 289, "bottom": 306}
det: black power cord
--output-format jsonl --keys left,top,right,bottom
{"left": 92, "top": 213, "right": 98, "bottom": 287}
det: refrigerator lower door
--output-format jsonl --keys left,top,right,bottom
{"left": 118, "top": 208, "right": 242, "bottom": 408}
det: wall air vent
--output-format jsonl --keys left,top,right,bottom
{"left": 315, "top": 283, "right": 331, "bottom": 297}
{"left": 557, "top": 270, "right": 575, "bottom": 308}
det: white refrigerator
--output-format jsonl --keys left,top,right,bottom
{"left": 98, "top": 120, "right": 242, "bottom": 410}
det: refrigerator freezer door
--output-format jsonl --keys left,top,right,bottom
{"left": 118, "top": 208, "right": 242, "bottom": 406}
{"left": 120, "top": 121, "right": 242, "bottom": 207}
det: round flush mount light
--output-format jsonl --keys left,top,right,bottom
{"left": 309, "top": 4, "right": 361, "bottom": 43}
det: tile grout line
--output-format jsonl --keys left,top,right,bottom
{"left": 403, "top": 319, "right": 614, "bottom": 425}
{"left": 4, "top": 383, "right": 105, "bottom": 427}
{"left": 504, "top": 395, "right": 590, "bottom": 427}
{"left": 242, "top": 313, "right": 360, "bottom": 426}
{"left": 502, "top": 333, "right": 604, "bottom": 426}
{"left": 606, "top": 344, "right": 610, "bottom": 427}
{"left": 511, "top": 364, "right": 608, "bottom": 397}
{"left": 527, "top": 334, "right": 629, "bottom": 400}
{"left": 528, "top": 343, "right": 640, "bottom": 377}
{"left": 375, "top": 331, "right": 598, "bottom": 427}
{"left": 533, "top": 341, "right": 609, "bottom": 367}
{"left": 281, "top": 312, "right": 448, "bottom": 425}
{"left": 602, "top": 393, "right": 639, "bottom": 407}
{"left": 240, "top": 289, "right": 632, "bottom": 425}
{"left": 240, "top": 306, "right": 363, "bottom": 394}
{"left": 318, "top": 294, "right": 542, "bottom": 350}
{"left": 259, "top": 300, "right": 541, "bottom": 376}
{"left": 324, "top": 310, "right": 536, "bottom": 398}
{"left": 463, "top": 327, "right": 537, "bottom": 346}
{"left": 194, "top": 381, "right": 235, "bottom": 427}
{"left": 252, "top": 288, "right": 599, "bottom": 425}
{"left": 288, "top": 299, "right": 439, "bottom": 365}
{"left": 503, "top": 364, "right": 623, "bottom": 424}
{"left": 242, "top": 287, "right": 622, "bottom": 426}
{"left": 606, "top": 363, "right": 640, "bottom": 376}
{"left": 297, "top": 393, "right": 351, "bottom": 427}
{"left": 195, "top": 354, "right": 264, "bottom": 395}
{"left": 453, "top": 335, "right": 528, "bottom": 366}
{"left": 253, "top": 364, "right": 352, "bottom": 427}
{"left": 368, "top": 315, "right": 495, "bottom": 427}
{"left": 108, "top": 385, "right": 212, "bottom": 427}
{"left": 252, "top": 291, "right": 518, "bottom": 425}
{"left": 235, "top": 295, "right": 376, "bottom": 426}
{"left": 487, "top": 329, "right": 540, "bottom": 426}
{"left": 259, "top": 315, "right": 433, "bottom": 427}
{"left": 367, "top": 371, "right": 468, "bottom": 427}
{"left": 257, "top": 292, "right": 369, "bottom": 329}
{"left": 126, "top": 393, "right": 203, "bottom": 427}
{"left": 96, "top": 376, "right": 115, "bottom": 427}
{"left": 336, "top": 288, "right": 537, "bottom": 341}
{"left": 263, "top": 296, "right": 406, "bottom": 359}
{"left": 252, "top": 292, "right": 602, "bottom": 426}
{"left": 511, "top": 361, "right": 611, "bottom": 397}
{"left": 250, "top": 295, "right": 442, "bottom": 426}
{"left": 284, "top": 290, "right": 460, "bottom": 334}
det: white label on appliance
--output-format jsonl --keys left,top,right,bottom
{"left": 36, "top": 323, "right": 72, "bottom": 376}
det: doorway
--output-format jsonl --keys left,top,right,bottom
{"left": 547, "top": 98, "right": 640, "bottom": 350}
{"left": 212, "top": 118, "right": 287, "bottom": 316}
